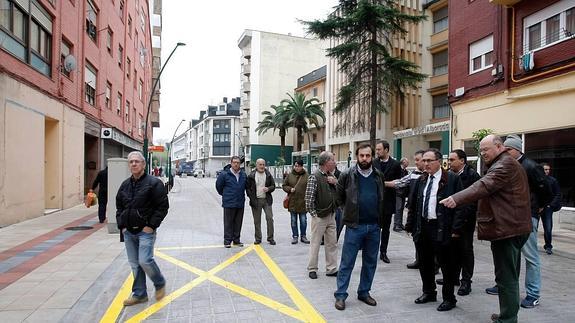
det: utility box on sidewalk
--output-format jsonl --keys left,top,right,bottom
{"left": 106, "top": 158, "right": 129, "bottom": 234}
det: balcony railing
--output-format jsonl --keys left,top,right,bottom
{"left": 242, "top": 63, "right": 251, "bottom": 76}
{"left": 242, "top": 81, "right": 251, "bottom": 93}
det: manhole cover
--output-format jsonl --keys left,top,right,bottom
{"left": 65, "top": 226, "right": 94, "bottom": 231}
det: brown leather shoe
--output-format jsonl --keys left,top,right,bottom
{"left": 155, "top": 285, "right": 166, "bottom": 301}
{"left": 335, "top": 299, "right": 345, "bottom": 310}
{"left": 123, "top": 296, "right": 148, "bottom": 306}
{"left": 358, "top": 295, "right": 377, "bottom": 306}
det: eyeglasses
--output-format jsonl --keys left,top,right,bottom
{"left": 422, "top": 159, "right": 438, "bottom": 163}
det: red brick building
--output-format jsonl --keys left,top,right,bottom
{"left": 0, "top": 0, "right": 155, "bottom": 225}
{"left": 449, "top": 0, "right": 575, "bottom": 208}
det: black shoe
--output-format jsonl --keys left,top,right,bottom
{"left": 326, "top": 271, "right": 338, "bottom": 277}
{"left": 436, "top": 278, "right": 459, "bottom": 286}
{"left": 335, "top": 299, "right": 345, "bottom": 311}
{"left": 491, "top": 313, "right": 500, "bottom": 321}
{"left": 406, "top": 261, "right": 419, "bottom": 269}
{"left": 268, "top": 239, "right": 276, "bottom": 245}
{"left": 254, "top": 240, "right": 261, "bottom": 245}
{"left": 300, "top": 236, "right": 310, "bottom": 244}
{"left": 291, "top": 237, "right": 298, "bottom": 244}
{"left": 358, "top": 295, "right": 377, "bottom": 306}
{"left": 224, "top": 243, "right": 231, "bottom": 248}
{"left": 309, "top": 272, "right": 317, "bottom": 279}
{"left": 393, "top": 226, "right": 403, "bottom": 232}
{"left": 380, "top": 253, "right": 390, "bottom": 263}
{"left": 458, "top": 281, "right": 471, "bottom": 296}
{"left": 437, "top": 300, "right": 456, "bottom": 311}
{"left": 414, "top": 293, "right": 437, "bottom": 304}
{"left": 485, "top": 285, "right": 499, "bottom": 295}
{"left": 232, "top": 241, "right": 244, "bottom": 247}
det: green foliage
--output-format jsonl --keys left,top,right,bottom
{"left": 472, "top": 128, "right": 495, "bottom": 152}
{"left": 281, "top": 92, "right": 325, "bottom": 152}
{"left": 275, "top": 157, "right": 286, "bottom": 167}
{"left": 303, "top": 0, "right": 427, "bottom": 147}
{"left": 255, "top": 104, "right": 290, "bottom": 160}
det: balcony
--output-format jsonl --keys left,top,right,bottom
{"left": 242, "top": 81, "right": 251, "bottom": 93}
{"left": 243, "top": 48, "right": 251, "bottom": 59}
{"left": 242, "top": 100, "right": 250, "bottom": 110}
{"left": 242, "top": 63, "right": 251, "bottom": 76}
{"left": 241, "top": 118, "right": 250, "bottom": 128}
{"left": 489, "top": 0, "right": 522, "bottom": 6}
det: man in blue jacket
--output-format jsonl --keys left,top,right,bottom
{"left": 216, "top": 156, "right": 247, "bottom": 248}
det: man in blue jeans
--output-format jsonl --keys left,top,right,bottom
{"left": 116, "top": 151, "right": 169, "bottom": 306}
{"left": 333, "top": 144, "right": 386, "bottom": 311}
{"left": 541, "top": 163, "right": 562, "bottom": 255}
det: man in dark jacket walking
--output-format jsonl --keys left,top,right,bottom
{"left": 92, "top": 166, "right": 108, "bottom": 223}
{"left": 333, "top": 144, "right": 385, "bottom": 311}
{"left": 405, "top": 148, "right": 464, "bottom": 312}
{"left": 216, "top": 156, "right": 247, "bottom": 248}
{"left": 373, "top": 140, "right": 402, "bottom": 263}
{"left": 116, "top": 151, "right": 169, "bottom": 306}
{"left": 441, "top": 135, "right": 532, "bottom": 323}
{"left": 246, "top": 158, "right": 276, "bottom": 245}
{"left": 446, "top": 149, "right": 480, "bottom": 296}
{"left": 541, "top": 163, "right": 562, "bottom": 254}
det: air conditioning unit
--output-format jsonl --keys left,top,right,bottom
{"left": 101, "top": 128, "right": 113, "bottom": 139}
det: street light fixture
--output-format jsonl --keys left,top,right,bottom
{"left": 167, "top": 118, "right": 186, "bottom": 190}
{"left": 142, "top": 42, "right": 186, "bottom": 172}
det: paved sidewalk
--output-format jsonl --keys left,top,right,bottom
{"left": 0, "top": 176, "right": 574, "bottom": 322}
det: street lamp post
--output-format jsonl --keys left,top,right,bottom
{"left": 168, "top": 119, "right": 186, "bottom": 190}
{"left": 142, "top": 42, "right": 186, "bottom": 173}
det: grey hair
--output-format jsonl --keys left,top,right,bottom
{"left": 317, "top": 151, "right": 334, "bottom": 166}
{"left": 127, "top": 151, "right": 145, "bottom": 161}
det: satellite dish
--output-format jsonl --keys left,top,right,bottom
{"left": 63, "top": 55, "right": 77, "bottom": 72}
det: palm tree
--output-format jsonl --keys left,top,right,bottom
{"left": 303, "top": 0, "right": 427, "bottom": 148}
{"left": 282, "top": 92, "right": 325, "bottom": 152}
{"left": 255, "top": 104, "right": 290, "bottom": 161}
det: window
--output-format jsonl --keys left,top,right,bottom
{"left": 213, "top": 147, "right": 231, "bottom": 156}
{"left": 84, "top": 62, "right": 97, "bottom": 106}
{"left": 212, "top": 134, "right": 231, "bottom": 143}
{"left": 134, "top": 69, "right": 137, "bottom": 88}
{"left": 127, "top": 15, "right": 132, "bottom": 37}
{"left": 119, "top": 0, "right": 124, "bottom": 20}
{"left": 60, "top": 39, "right": 72, "bottom": 77}
{"left": 139, "top": 41, "right": 145, "bottom": 66}
{"left": 126, "top": 57, "right": 131, "bottom": 78}
{"left": 469, "top": 35, "right": 493, "bottom": 74}
{"left": 140, "top": 9, "right": 144, "bottom": 32}
{"left": 432, "top": 50, "right": 448, "bottom": 76}
{"left": 523, "top": 2, "right": 575, "bottom": 53}
{"left": 312, "top": 133, "right": 317, "bottom": 142}
{"left": 138, "top": 115, "right": 143, "bottom": 136}
{"left": 105, "top": 81, "right": 111, "bottom": 109}
{"left": 125, "top": 100, "right": 130, "bottom": 122}
{"left": 433, "top": 6, "right": 448, "bottom": 33}
{"left": 106, "top": 28, "right": 112, "bottom": 53}
{"left": 312, "top": 87, "right": 318, "bottom": 97}
{"left": 118, "top": 44, "right": 123, "bottom": 68}
{"left": 116, "top": 92, "right": 122, "bottom": 115}
{"left": 432, "top": 94, "right": 449, "bottom": 119}
{"left": 86, "top": 0, "right": 97, "bottom": 42}
{"left": 138, "top": 79, "right": 143, "bottom": 100}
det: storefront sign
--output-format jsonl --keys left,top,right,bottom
{"left": 109, "top": 128, "right": 142, "bottom": 150}
{"left": 393, "top": 121, "right": 450, "bottom": 139}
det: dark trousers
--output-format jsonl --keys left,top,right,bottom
{"left": 335, "top": 207, "right": 344, "bottom": 241}
{"left": 98, "top": 198, "right": 107, "bottom": 223}
{"left": 379, "top": 212, "right": 393, "bottom": 255}
{"left": 415, "top": 220, "right": 457, "bottom": 303}
{"left": 223, "top": 207, "right": 244, "bottom": 244}
{"left": 491, "top": 234, "right": 529, "bottom": 323}
{"left": 454, "top": 229, "right": 475, "bottom": 283}
{"left": 541, "top": 207, "right": 554, "bottom": 250}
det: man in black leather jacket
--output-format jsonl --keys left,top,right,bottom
{"left": 116, "top": 151, "right": 169, "bottom": 306}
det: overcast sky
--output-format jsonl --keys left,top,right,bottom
{"left": 153, "top": 0, "right": 338, "bottom": 143}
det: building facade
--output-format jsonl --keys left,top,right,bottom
{"left": 449, "top": 0, "right": 575, "bottom": 208}
{"left": 0, "top": 0, "right": 155, "bottom": 226}
{"left": 237, "top": 30, "right": 326, "bottom": 165}
{"left": 188, "top": 97, "right": 242, "bottom": 176}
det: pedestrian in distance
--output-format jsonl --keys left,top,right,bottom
{"left": 282, "top": 160, "right": 310, "bottom": 244}
{"left": 92, "top": 166, "right": 108, "bottom": 223}
{"left": 405, "top": 148, "right": 465, "bottom": 312}
{"left": 215, "top": 156, "right": 247, "bottom": 248}
{"left": 305, "top": 151, "right": 339, "bottom": 280}
{"left": 373, "top": 140, "right": 402, "bottom": 263}
{"left": 394, "top": 157, "right": 410, "bottom": 232}
{"left": 333, "top": 144, "right": 385, "bottom": 311}
{"left": 440, "top": 135, "right": 532, "bottom": 323}
{"left": 540, "top": 163, "right": 562, "bottom": 255}
{"left": 116, "top": 151, "right": 169, "bottom": 306}
{"left": 246, "top": 158, "right": 276, "bottom": 245}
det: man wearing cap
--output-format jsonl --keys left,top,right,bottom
{"left": 483, "top": 134, "right": 552, "bottom": 309}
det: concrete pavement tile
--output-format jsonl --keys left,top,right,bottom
{"left": 23, "top": 308, "right": 68, "bottom": 323}
{"left": 0, "top": 309, "right": 33, "bottom": 322}
{"left": 191, "top": 313, "right": 215, "bottom": 322}
{"left": 39, "top": 280, "right": 92, "bottom": 309}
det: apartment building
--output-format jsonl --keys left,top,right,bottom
{"left": 449, "top": 0, "right": 575, "bottom": 208}
{"left": 0, "top": 0, "right": 155, "bottom": 225}
{"left": 237, "top": 30, "right": 326, "bottom": 165}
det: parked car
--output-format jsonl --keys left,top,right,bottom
{"left": 193, "top": 169, "right": 205, "bottom": 178}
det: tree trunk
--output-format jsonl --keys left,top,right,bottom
{"left": 280, "top": 127, "right": 286, "bottom": 161}
{"left": 297, "top": 126, "right": 303, "bottom": 152}
{"left": 369, "top": 25, "right": 378, "bottom": 149}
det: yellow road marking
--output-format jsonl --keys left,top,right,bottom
{"left": 156, "top": 250, "right": 306, "bottom": 321}
{"left": 99, "top": 273, "right": 133, "bottom": 323}
{"left": 125, "top": 245, "right": 254, "bottom": 322}
{"left": 254, "top": 245, "right": 326, "bottom": 323}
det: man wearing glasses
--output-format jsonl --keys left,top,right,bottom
{"left": 405, "top": 148, "right": 464, "bottom": 312}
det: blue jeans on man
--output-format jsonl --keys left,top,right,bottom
{"left": 290, "top": 212, "right": 307, "bottom": 238}
{"left": 521, "top": 216, "right": 540, "bottom": 300}
{"left": 335, "top": 224, "right": 380, "bottom": 300}
{"left": 124, "top": 230, "right": 166, "bottom": 298}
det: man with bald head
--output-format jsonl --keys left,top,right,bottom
{"left": 246, "top": 158, "right": 276, "bottom": 245}
{"left": 440, "top": 135, "right": 531, "bottom": 323}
